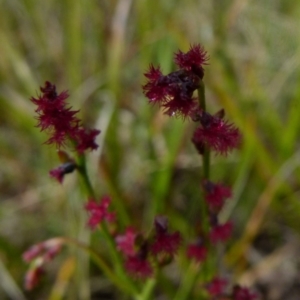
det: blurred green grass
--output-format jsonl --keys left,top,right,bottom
{"left": 1, "top": 0, "right": 300, "bottom": 299}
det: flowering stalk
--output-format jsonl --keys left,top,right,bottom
{"left": 63, "top": 237, "right": 136, "bottom": 294}
{"left": 143, "top": 44, "right": 255, "bottom": 300}
{"left": 100, "top": 222, "right": 140, "bottom": 295}
{"left": 76, "top": 154, "right": 96, "bottom": 199}
{"left": 27, "top": 82, "right": 139, "bottom": 297}
{"left": 175, "top": 74, "right": 212, "bottom": 300}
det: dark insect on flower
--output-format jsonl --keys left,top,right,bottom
{"left": 49, "top": 161, "right": 77, "bottom": 183}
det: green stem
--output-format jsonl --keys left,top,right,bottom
{"left": 197, "top": 80, "right": 210, "bottom": 181}
{"left": 134, "top": 278, "right": 156, "bottom": 300}
{"left": 203, "top": 147, "right": 210, "bottom": 180}
{"left": 100, "top": 222, "right": 139, "bottom": 294}
{"left": 74, "top": 152, "right": 139, "bottom": 295}
{"left": 175, "top": 80, "right": 212, "bottom": 299}
{"left": 198, "top": 80, "right": 206, "bottom": 111}
{"left": 101, "top": 169, "right": 130, "bottom": 226}
{"left": 76, "top": 154, "right": 95, "bottom": 199}
{"left": 173, "top": 263, "right": 199, "bottom": 300}
{"left": 64, "top": 237, "right": 134, "bottom": 294}
{"left": 197, "top": 81, "right": 210, "bottom": 233}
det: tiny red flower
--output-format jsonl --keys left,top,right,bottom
{"left": 143, "top": 65, "right": 166, "bottom": 102}
{"left": 210, "top": 221, "right": 233, "bottom": 244}
{"left": 85, "top": 196, "right": 115, "bottom": 229}
{"left": 31, "top": 81, "right": 100, "bottom": 153}
{"left": 162, "top": 91, "right": 198, "bottom": 118}
{"left": 124, "top": 255, "right": 153, "bottom": 279}
{"left": 207, "top": 277, "right": 228, "bottom": 296}
{"left": 233, "top": 285, "right": 257, "bottom": 300}
{"left": 75, "top": 128, "right": 101, "bottom": 153}
{"left": 151, "top": 216, "right": 182, "bottom": 255}
{"left": 174, "top": 44, "right": 209, "bottom": 78}
{"left": 203, "top": 180, "right": 232, "bottom": 210}
{"left": 192, "top": 111, "right": 241, "bottom": 155}
{"left": 115, "top": 227, "right": 137, "bottom": 257}
{"left": 187, "top": 242, "right": 207, "bottom": 262}
{"left": 49, "top": 162, "right": 77, "bottom": 183}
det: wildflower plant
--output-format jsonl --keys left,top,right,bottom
{"left": 23, "top": 44, "right": 258, "bottom": 299}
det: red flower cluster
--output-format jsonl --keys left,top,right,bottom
{"left": 203, "top": 180, "right": 232, "bottom": 211}
{"left": 116, "top": 229, "right": 152, "bottom": 279}
{"left": 207, "top": 277, "right": 228, "bottom": 296}
{"left": 208, "top": 206, "right": 233, "bottom": 244}
{"left": 124, "top": 244, "right": 153, "bottom": 279}
{"left": 174, "top": 44, "right": 209, "bottom": 78}
{"left": 115, "top": 216, "right": 181, "bottom": 279}
{"left": 150, "top": 216, "right": 182, "bottom": 255}
{"left": 186, "top": 240, "right": 207, "bottom": 263}
{"left": 210, "top": 221, "right": 233, "bottom": 244}
{"left": 206, "top": 278, "right": 257, "bottom": 300}
{"left": 115, "top": 227, "right": 137, "bottom": 256}
{"left": 233, "top": 285, "right": 257, "bottom": 300}
{"left": 192, "top": 110, "right": 241, "bottom": 156}
{"left": 31, "top": 81, "right": 100, "bottom": 152}
{"left": 143, "top": 45, "right": 240, "bottom": 156}
{"left": 85, "top": 196, "right": 116, "bottom": 229}
{"left": 186, "top": 219, "right": 233, "bottom": 263}
{"left": 143, "top": 45, "right": 208, "bottom": 118}
{"left": 31, "top": 82, "right": 101, "bottom": 183}
{"left": 187, "top": 181, "right": 233, "bottom": 263}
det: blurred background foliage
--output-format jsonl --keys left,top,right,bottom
{"left": 1, "top": 0, "right": 300, "bottom": 299}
